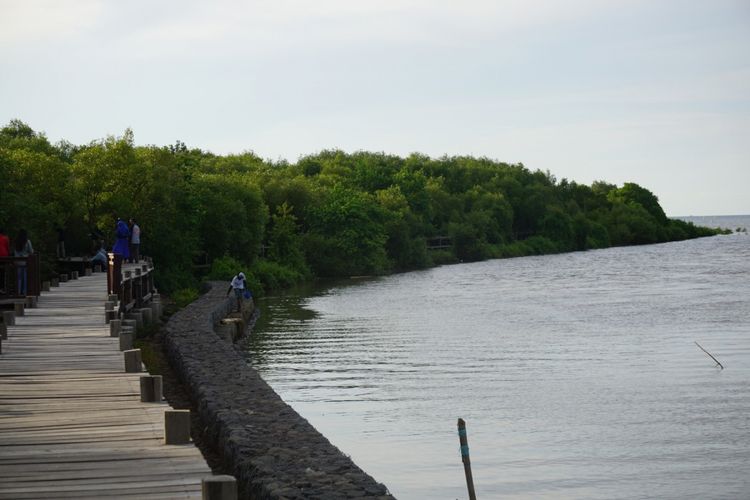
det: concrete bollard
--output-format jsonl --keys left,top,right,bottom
{"left": 139, "top": 307, "right": 153, "bottom": 325}
{"left": 150, "top": 301, "right": 160, "bottom": 322}
{"left": 164, "top": 410, "right": 191, "bottom": 445}
{"left": 2, "top": 311, "right": 14, "bottom": 326}
{"left": 60, "top": 274, "right": 69, "bottom": 283}
{"left": 51, "top": 278, "right": 59, "bottom": 287}
{"left": 119, "top": 330, "right": 134, "bottom": 351}
{"left": 71, "top": 271, "right": 79, "bottom": 280}
{"left": 140, "top": 375, "right": 163, "bottom": 402}
{"left": 0, "top": 336, "right": 2, "bottom": 354}
{"left": 105, "top": 310, "right": 117, "bottom": 324}
{"left": 110, "top": 319, "right": 122, "bottom": 337}
{"left": 123, "top": 349, "right": 142, "bottom": 373}
{"left": 1, "top": 322, "right": 7, "bottom": 340}
{"left": 42, "top": 281, "right": 51, "bottom": 292}
{"left": 125, "top": 311, "right": 143, "bottom": 329}
{"left": 14, "top": 302, "right": 24, "bottom": 316}
{"left": 85, "top": 268, "right": 92, "bottom": 277}
{"left": 202, "top": 476, "right": 238, "bottom": 500}
{"left": 25, "top": 296, "right": 38, "bottom": 309}
{"left": 105, "top": 301, "right": 115, "bottom": 311}
{"left": 121, "top": 318, "right": 137, "bottom": 332}
{"left": 108, "top": 294, "right": 119, "bottom": 302}
{"left": 94, "top": 264, "right": 102, "bottom": 273}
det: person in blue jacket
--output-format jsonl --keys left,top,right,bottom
{"left": 112, "top": 218, "right": 131, "bottom": 260}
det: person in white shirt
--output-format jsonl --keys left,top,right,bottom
{"left": 129, "top": 219, "right": 141, "bottom": 263}
{"left": 226, "top": 272, "right": 247, "bottom": 312}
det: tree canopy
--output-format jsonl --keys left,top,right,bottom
{"left": 0, "top": 120, "right": 723, "bottom": 294}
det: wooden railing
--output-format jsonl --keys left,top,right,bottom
{"left": 107, "top": 253, "right": 156, "bottom": 316}
{"left": 0, "top": 255, "right": 41, "bottom": 298}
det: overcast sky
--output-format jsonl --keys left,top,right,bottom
{"left": 1, "top": 0, "right": 748, "bottom": 215}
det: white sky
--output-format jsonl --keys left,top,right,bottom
{"left": 1, "top": 0, "right": 748, "bottom": 215}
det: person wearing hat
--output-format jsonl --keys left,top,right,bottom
{"left": 227, "top": 272, "right": 247, "bottom": 313}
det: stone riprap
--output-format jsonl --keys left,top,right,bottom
{"left": 164, "top": 281, "right": 394, "bottom": 500}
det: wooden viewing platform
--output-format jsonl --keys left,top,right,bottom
{"left": 0, "top": 266, "right": 214, "bottom": 499}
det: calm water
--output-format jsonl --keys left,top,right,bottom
{"left": 243, "top": 217, "right": 750, "bottom": 499}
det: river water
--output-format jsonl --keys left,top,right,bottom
{"left": 243, "top": 216, "right": 750, "bottom": 499}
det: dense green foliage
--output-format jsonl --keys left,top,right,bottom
{"left": 0, "top": 120, "right": 723, "bottom": 293}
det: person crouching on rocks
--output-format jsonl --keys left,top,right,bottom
{"left": 227, "top": 272, "right": 247, "bottom": 313}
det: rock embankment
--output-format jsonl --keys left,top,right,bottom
{"left": 163, "top": 281, "right": 394, "bottom": 499}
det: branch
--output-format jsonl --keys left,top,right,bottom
{"left": 695, "top": 342, "right": 724, "bottom": 370}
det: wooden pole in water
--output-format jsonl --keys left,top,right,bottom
{"left": 457, "top": 418, "right": 477, "bottom": 500}
{"left": 695, "top": 341, "right": 724, "bottom": 369}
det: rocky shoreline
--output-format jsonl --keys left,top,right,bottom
{"left": 162, "top": 281, "right": 394, "bottom": 499}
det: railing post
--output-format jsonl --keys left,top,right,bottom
{"left": 107, "top": 252, "right": 114, "bottom": 295}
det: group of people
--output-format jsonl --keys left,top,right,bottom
{"left": 0, "top": 227, "right": 34, "bottom": 296}
{"left": 109, "top": 218, "right": 142, "bottom": 263}
{"left": 0, "top": 218, "right": 143, "bottom": 296}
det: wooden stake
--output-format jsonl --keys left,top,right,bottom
{"left": 457, "top": 418, "right": 477, "bottom": 500}
{"left": 695, "top": 342, "right": 724, "bottom": 369}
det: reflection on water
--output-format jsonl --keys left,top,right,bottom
{"left": 243, "top": 226, "right": 750, "bottom": 499}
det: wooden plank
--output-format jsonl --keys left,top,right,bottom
{"left": 0, "top": 270, "right": 211, "bottom": 499}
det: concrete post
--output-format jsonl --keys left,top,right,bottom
{"left": 150, "top": 301, "right": 160, "bottom": 322}
{"left": 0, "top": 336, "right": 3, "bottom": 354}
{"left": 2, "top": 311, "right": 14, "bottom": 326}
{"left": 25, "top": 296, "right": 38, "bottom": 308}
{"left": 202, "top": 476, "right": 238, "bottom": 500}
{"left": 125, "top": 311, "right": 144, "bottom": 329}
{"left": 140, "top": 375, "right": 163, "bottom": 402}
{"left": 42, "top": 281, "right": 51, "bottom": 292}
{"left": 124, "top": 349, "right": 142, "bottom": 373}
{"left": 85, "top": 268, "right": 92, "bottom": 276}
{"left": 51, "top": 278, "right": 59, "bottom": 287}
{"left": 122, "top": 318, "right": 137, "bottom": 332}
{"left": 110, "top": 319, "right": 122, "bottom": 337}
{"left": 164, "top": 410, "right": 191, "bottom": 444}
{"left": 139, "top": 307, "right": 152, "bottom": 325}
{"left": 1, "top": 322, "right": 7, "bottom": 340}
{"left": 14, "top": 302, "right": 24, "bottom": 316}
{"left": 105, "top": 301, "right": 115, "bottom": 311}
{"left": 60, "top": 274, "right": 69, "bottom": 282}
{"left": 108, "top": 294, "right": 119, "bottom": 302}
{"left": 71, "top": 271, "right": 79, "bottom": 280}
{"left": 105, "top": 310, "right": 117, "bottom": 324}
{"left": 119, "top": 330, "right": 134, "bottom": 351}
{"left": 94, "top": 264, "right": 102, "bottom": 273}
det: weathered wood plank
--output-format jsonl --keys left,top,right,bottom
{"left": 0, "top": 269, "right": 211, "bottom": 498}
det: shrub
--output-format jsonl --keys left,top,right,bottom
{"left": 251, "top": 259, "right": 306, "bottom": 291}
{"left": 206, "top": 255, "right": 245, "bottom": 281}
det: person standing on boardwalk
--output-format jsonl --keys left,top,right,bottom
{"left": 0, "top": 227, "right": 10, "bottom": 294}
{"left": 129, "top": 218, "right": 141, "bottom": 263}
{"left": 112, "top": 218, "right": 130, "bottom": 261}
{"left": 226, "top": 272, "right": 247, "bottom": 313}
{"left": 13, "top": 229, "right": 33, "bottom": 296}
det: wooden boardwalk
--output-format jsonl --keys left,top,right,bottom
{"left": 0, "top": 270, "right": 211, "bottom": 499}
